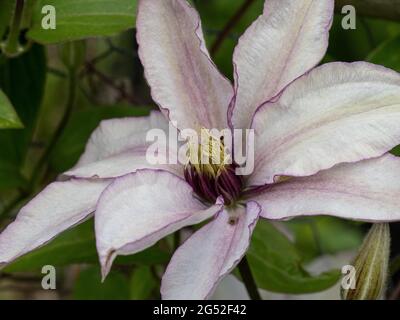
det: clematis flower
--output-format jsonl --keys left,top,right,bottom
{"left": 1, "top": 0, "right": 400, "bottom": 300}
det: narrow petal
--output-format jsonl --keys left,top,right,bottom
{"left": 253, "top": 155, "right": 400, "bottom": 222}
{"left": 161, "top": 202, "right": 260, "bottom": 300}
{"left": 95, "top": 170, "right": 224, "bottom": 279}
{"left": 250, "top": 62, "right": 400, "bottom": 186}
{"left": 65, "top": 111, "right": 182, "bottom": 178}
{"left": 0, "top": 179, "right": 109, "bottom": 266}
{"left": 137, "top": 0, "right": 233, "bottom": 130}
{"left": 231, "top": 0, "right": 334, "bottom": 129}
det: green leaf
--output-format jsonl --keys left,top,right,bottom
{"left": 0, "top": 0, "right": 14, "bottom": 41}
{"left": 0, "top": 89, "right": 23, "bottom": 129}
{"left": 28, "top": 0, "right": 137, "bottom": 44}
{"left": 4, "top": 219, "right": 170, "bottom": 273}
{"left": 287, "top": 217, "right": 363, "bottom": 262}
{"left": 367, "top": 35, "right": 400, "bottom": 72}
{"left": 391, "top": 145, "right": 400, "bottom": 156}
{"left": 0, "top": 45, "right": 46, "bottom": 189}
{"left": 130, "top": 266, "right": 157, "bottom": 300}
{"left": 0, "top": 162, "right": 27, "bottom": 189}
{"left": 246, "top": 219, "right": 341, "bottom": 294}
{"left": 4, "top": 221, "right": 97, "bottom": 272}
{"left": 328, "top": 16, "right": 400, "bottom": 62}
{"left": 50, "top": 105, "right": 150, "bottom": 172}
{"left": 0, "top": 45, "right": 46, "bottom": 164}
{"left": 0, "top": 45, "right": 46, "bottom": 133}
{"left": 73, "top": 266, "right": 130, "bottom": 300}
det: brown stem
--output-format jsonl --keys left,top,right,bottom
{"left": 30, "top": 68, "right": 77, "bottom": 190}
{"left": 210, "top": 0, "right": 257, "bottom": 57}
{"left": 238, "top": 256, "right": 261, "bottom": 300}
{"left": 84, "top": 62, "right": 138, "bottom": 104}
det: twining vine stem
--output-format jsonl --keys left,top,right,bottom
{"left": 29, "top": 67, "right": 77, "bottom": 191}
{"left": 210, "top": 0, "right": 257, "bottom": 57}
{"left": 238, "top": 255, "right": 261, "bottom": 300}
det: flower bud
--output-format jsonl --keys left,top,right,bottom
{"left": 341, "top": 223, "right": 390, "bottom": 300}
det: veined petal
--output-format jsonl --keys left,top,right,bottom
{"left": 253, "top": 155, "right": 400, "bottom": 222}
{"left": 75, "top": 111, "right": 167, "bottom": 166}
{"left": 0, "top": 179, "right": 109, "bottom": 266}
{"left": 231, "top": 0, "right": 334, "bottom": 129}
{"left": 65, "top": 150, "right": 183, "bottom": 179}
{"left": 65, "top": 111, "right": 182, "bottom": 179}
{"left": 137, "top": 0, "right": 233, "bottom": 131}
{"left": 161, "top": 202, "right": 260, "bottom": 300}
{"left": 95, "top": 170, "right": 224, "bottom": 279}
{"left": 250, "top": 62, "right": 400, "bottom": 186}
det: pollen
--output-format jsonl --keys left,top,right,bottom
{"left": 186, "top": 128, "right": 230, "bottom": 177}
{"left": 184, "top": 129, "right": 242, "bottom": 205}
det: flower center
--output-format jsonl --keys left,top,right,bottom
{"left": 183, "top": 130, "right": 243, "bottom": 205}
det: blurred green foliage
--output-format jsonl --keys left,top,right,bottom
{"left": 4, "top": 220, "right": 170, "bottom": 273}
{"left": 0, "top": 89, "right": 22, "bottom": 129}
{"left": 73, "top": 266, "right": 130, "bottom": 300}
{"left": 246, "top": 219, "right": 341, "bottom": 294}
{"left": 0, "top": 0, "right": 399, "bottom": 299}
{"left": 28, "top": 0, "right": 137, "bottom": 44}
{"left": 50, "top": 105, "right": 150, "bottom": 172}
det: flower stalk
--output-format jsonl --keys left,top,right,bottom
{"left": 238, "top": 256, "right": 261, "bottom": 300}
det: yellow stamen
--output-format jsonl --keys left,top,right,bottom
{"left": 186, "top": 128, "right": 230, "bottom": 177}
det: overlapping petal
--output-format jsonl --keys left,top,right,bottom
{"left": 253, "top": 155, "right": 400, "bottom": 222}
{"left": 231, "top": 0, "right": 334, "bottom": 129}
{"left": 137, "top": 0, "right": 233, "bottom": 131}
{"left": 95, "top": 170, "right": 224, "bottom": 279}
{"left": 65, "top": 111, "right": 182, "bottom": 179}
{"left": 250, "top": 62, "right": 400, "bottom": 186}
{"left": 161, "top": 202, "right": 260, "bottom": 300}
{"left": 0, "top": 179, "right": 109, "bottom": 266}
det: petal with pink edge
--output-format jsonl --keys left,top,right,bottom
{"left": 0, "top": 179, "right": 109, "bottom": 266}
{"left": 231, "top": 0, "right": 334, "bottom": 129}
{"left": 65, "top": 111, "right": 182, "bottom": 179}
{"left": 95, "top": 170, "right": 224, "bottom": 279}
{"left": 250, "top": 62, "right": 400, "bottom": 186}
{"left": 253, "top": 154, "right": 400, "bottom": 222}
{"left": 161, "top": 202, "right": 260, "bottom": 300}
{"left": 137, "top": 0, "right": 233, "bottom": 131}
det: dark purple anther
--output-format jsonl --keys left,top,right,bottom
{"left": 184, "top": 163, "right": 243, "bottom": 205}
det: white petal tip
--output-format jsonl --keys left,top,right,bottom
{"left": 100, "top": 250, "right": 116, "bottom": 281}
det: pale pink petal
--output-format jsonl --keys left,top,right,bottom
{"left": 137, "top": 0, "right": 233, "bottom": 130}
{"left": 161, "top": 202, "right": 260, "bottom": 300}
{"left": 250, "top": 62, "right": 400, "bottom": 186}
{"left": 76, "top": 111, "right": 168, "bottom": 166}
{"left": 65, "top": 111, "right": 182, "bottom": 178}
{"left": 95, "top": 170, "right": 224, "bottom": 279}
{"left": 0, "top": 179, "right": 109, "bottom": 266}
{"left": 231, "top": 0, "right": 334, "bottom": 129}
{"left": 65, "top": 150, "right": 183, "bottom": 179}
{"left": 253, "top": 154, "right": 400, "bottom": 222}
